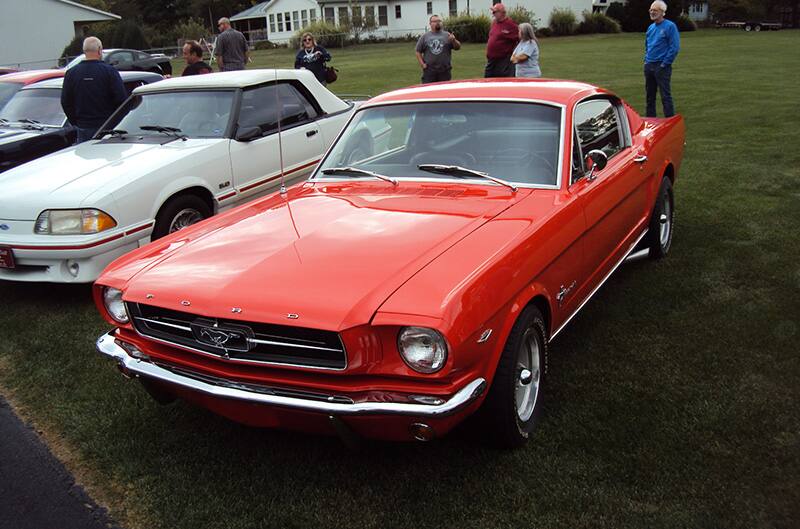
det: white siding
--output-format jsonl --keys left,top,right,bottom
{"left": 0, "top": 0, "right": 117, "bottom": 69}
{"left": 265, "top": 0, "right": 321, "bottom": 43}
{"left": 467, "top": 0, "right": 593, "bottom": 25}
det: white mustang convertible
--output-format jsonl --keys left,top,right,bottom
{"left": 0, "top": 70, "right": 358, "bottom": 282}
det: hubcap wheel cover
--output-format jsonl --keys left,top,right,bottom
{"left": 515, "top": 327, "right": 541, "bottom": 422}
{"left": 659, "top": 191, "right": 672, "bottom": 248}
{"left": 169, "top": 208, "right": 204, "bottom": 233}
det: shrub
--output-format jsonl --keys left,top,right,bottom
{"left": 289, "top": 21, "right": 350, "bottom": 48}
{"left": 111, "top": 19, "right": 150, "bottom": 50}
{"left": 172, "top": 18, "right": 209, "bottom": 43}
{"left": 577, "top": 11, "right": 622, "bottom": 34}
{"left": 535, "top": 26, "right": 553, "bottom": 38}
{"left": 443, "top": 13, "right": 491, "bottom": 42}
{"left": 605, "top": 2, "right": 625, "bottom": 24}
{"left": 253, "top": 40, "right": 279, "bottom": 50}
{"left": 675, "top": 14, "right": 697, "bottom": 32}
{"left": 507, "top": 6, "right": 539, "bottom": 28}
{"left": 549, "top": 8, "right": 577, "bottom": 36}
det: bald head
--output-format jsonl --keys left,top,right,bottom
{"left": 83, "top": 36, "right": 102, "bottom": 59}
{"left": 218, "top": 17, "right": 231, "bottom": 31}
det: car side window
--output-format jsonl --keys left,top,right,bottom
{"left": 574, "top": 99, "right": 622, "bottom": 164}
{"left": 110, "top": 51, "right": 134, "bottom": 65}
{"left": 238, "top": 83, "right": 318, "bottom": 136}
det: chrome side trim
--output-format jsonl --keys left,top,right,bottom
{"left": 96, "top": 332, "right": 486, "bottom": 417}
{"left": 135, "top": 317, "right": 191, "bottom": 332}
{"left": 550, "top": 229, "right": 648, "bottom": 340}
{"left": 247, "top": 337, "right": 342, "bottom": 352}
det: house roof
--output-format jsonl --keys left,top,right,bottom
{"left": 55, "top": 0, "right": 121, "bottom": 20}
{"left": 230, "top": 1, "right": 276, "bottom": 21}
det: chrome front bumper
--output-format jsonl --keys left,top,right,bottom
{"left": 96, "top": 332, "right": 486, "bottom": 418}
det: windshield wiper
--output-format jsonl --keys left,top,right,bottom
{"left": 98, "top": 128, "right": 128, "bottom": 138}
{"left": 139, "top": 125, "right": 186, "bottom": 138}
{"left": 417, "top": 164, "right": 517, "bottom": 192}
{"left": 320, "top": 166, "right": 398, "bottom": 185}
{"left": 17, "top": 118, "right": 41, "bottom": 125}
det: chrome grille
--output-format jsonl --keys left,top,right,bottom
{"left": 128, "top": 303, "right": 347, "bottom": 369}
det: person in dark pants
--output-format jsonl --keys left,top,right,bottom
{"left": 484, "top": 3, "right": 518, "bottom": 78}
{"left": 644, "top": 0, "right": 680, "bottom": 117}
{"left": 294, "top": 33, "right": 332, "bottom": 85}
{"left": 215, "top": 17, "right": 249, "bottom": 72}
{"left": 415, "top": 14, "right": 461, "bottom": 84}
{"left": 182, "top": 40, "right": 213, "bottom": 76}
{"left": 61, "top": 36, "right": 126, "bottom": 143}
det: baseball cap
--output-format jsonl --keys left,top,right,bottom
{"left": 490, "top": 3, "right": 506, "bottom": 12}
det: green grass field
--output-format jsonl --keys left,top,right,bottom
{"left": 2, "top": 29, "right": 799, "bottom": 529}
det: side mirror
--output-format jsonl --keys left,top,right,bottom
{"left": 585, "top": 149, "right": 608, "bottom": 181}
{"left": 235, "top": 126, "right": 262, "bottom": 142}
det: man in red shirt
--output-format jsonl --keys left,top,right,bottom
{"left": 485, "top": 3, "right": 519, "bottom": 78}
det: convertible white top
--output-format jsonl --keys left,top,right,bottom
{"left": 133, "top": 69, "right": 350, "bottom": 114}
{"left": 135, "top": 69, "right": 315, "bottom": 93}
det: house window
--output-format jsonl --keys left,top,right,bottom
{"left": 378, "top": 5, "right": 388, "bottom": 25}
{"left": 352, "top": 5, "right": 362, "bottom": 26}
{"left": 301, "top": 9, "right": 308, "bottom": 27}
{"left": 449, "top": 0, "right": 457, "bottom": 16}
{"left": 284, "top": 11, "right": 291, "bottom": 31}
{"left": 277, "top": 12, "right": 284, "bottom": 31}
{"left": 366, "top": 5, "right": 376, "bottom": 26}
{"left": 338, "top": 6, "right": 349, "bottom": 25}
{"left": 324, "top": 7, "right": 335, "bottom": 23}
{"left": 427, "top": 1, "right": 433, "bottom": 15}
{"left": 269, "top": 14, "right": 276, "bottom": 33}
{"left": 395, "top": 5, "right": 401, "bottom": 18}
{"left": 310, "top": 9, "right": 317, "bottom": 22}
{"left": 293, "top": 11, "right": 299, "bottom": 29}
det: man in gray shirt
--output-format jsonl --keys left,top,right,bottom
{"left": 415, "top": 15, "right": 461, "bottom": 84}
{"left": 215, "top": 17, "right": 249, "bottom": 71}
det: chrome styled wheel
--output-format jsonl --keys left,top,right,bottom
{"left": 659, "top": 188, "right": 672, "bottom": 248}
{"left": 647, "top": 176, "right": 674, "bottom": 259}
{"left": 515, "top": 327, "right": 541, "bottom": 422}
{"left": 168, "top": 208, "right": 205, "bottom": 233}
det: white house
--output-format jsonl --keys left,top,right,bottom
{"left": 685, "top": 1, "right": 709, "bottom": 21}
{"left": 232, "top": 0, "right": 592, "bottom": 44}
{"left": 0, "top": 0, "right": 120, "bottom": 69}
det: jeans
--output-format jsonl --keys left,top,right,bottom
{"left": 76, "top": 126, "right": 99, "bottom": 143}
{"left": 421, "top": 68, "right": 452, "bottom": 84}
{"left": 644, "top": 62, "right": 675, "bottom": 117}
{"left": 484, "top": 57, "right": 514, "bottom": 78}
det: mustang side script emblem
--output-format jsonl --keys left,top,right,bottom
{"left": 190, "top": 318, "right": 253, "bottom": 355}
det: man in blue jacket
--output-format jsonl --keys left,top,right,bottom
{"left": 644, "top": 1, "right": 680, "bottom": 117}
{"left": 61, "top": 37, "right": 127, "bottom": 143}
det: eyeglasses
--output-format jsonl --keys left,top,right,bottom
{"left": 649, "top": 9, "right": 663, "bottom": 13}
{"left": 303, "top": 38, "right": 313, "bottom": 42}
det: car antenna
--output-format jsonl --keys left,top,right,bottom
{"left": 274, "top": 68, "right": 287, "bottom": 195}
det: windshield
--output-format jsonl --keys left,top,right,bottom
{"left": 316, "top": 101, "right": 562, "bottom": 186}
{"left": 0, "top": 82, "right": 23, "bottom": 111}
{"left": 0, "top": 88, "right": 65, "bottom": 127}
{"left": 109, "top": 90, "right": 235, "bottom": 138}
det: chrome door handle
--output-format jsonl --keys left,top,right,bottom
{"left": 306, "top": 129, "right": 318, "bottom": 138}
{"left": 634, "top": 154, "right": 648, "bottom": 163}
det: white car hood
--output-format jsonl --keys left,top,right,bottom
{"left": 0, "top": 138, "right": 221, "bottom": 220}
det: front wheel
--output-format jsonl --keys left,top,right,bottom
{"left": 646, "top": 176, "right": 674, "bottom": 259}
{"left": 152, "top": 194, "right": 212, "bottom": 240}
{"left": 479, "top": 305, "right": 548, "bottom": 448}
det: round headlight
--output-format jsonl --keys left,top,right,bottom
{"left": 103, "top": 287, "right": 129, "bottom": 324}
{"left": 397, "top": 327, "right": 448, "bottom": 374}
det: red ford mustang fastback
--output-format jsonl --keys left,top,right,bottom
{"left": 94, "top": 79, "right": 685, "bottom": 447}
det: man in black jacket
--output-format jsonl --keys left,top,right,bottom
{"left": 61, "top": 37, "right": 127, "bottom": 143}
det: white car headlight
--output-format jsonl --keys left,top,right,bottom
{"left": 34, "top": 209, "right": 117, "bottom": 235}
{"left": 397, "top": 327, "right": 448, "bottom": 374}
{"left": 103, "top": 287, "right": 129, "bottom": 324}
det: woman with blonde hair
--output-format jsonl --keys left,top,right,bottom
{"left": 510, "top": 23, "right": 541, "bottom": 78}
{"left": 294, "top": 32, "right": 332, "bottom": 85}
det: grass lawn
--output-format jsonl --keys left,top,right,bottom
{"left": 2, "top": 29, "right": 799, "bottom": 529}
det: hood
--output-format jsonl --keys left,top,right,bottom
{"left": 120, "top": 182, "right": 530, "bottom": 331}
{"left": 0, "top": 127, "right": 40, "bottom": 145}
{"left": 0, "top": 138, "right": 221, "bottom": 220}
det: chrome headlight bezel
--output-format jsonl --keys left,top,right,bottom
{"left": 397, "top": 326, "right": 449, "bottom": 374}
{"left": 34, "top": 209, "right": 117, "bottom": 235}
{"left": 102, "top": 287, "right": 129, "bottom": 324}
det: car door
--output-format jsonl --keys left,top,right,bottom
{"left": 570, "top": 97, "right": 650, "bottom": 295}
{"left": 228, "top": 82, "right": 324, "bottom": 202}
{"left": 107, "top": 51, "right": 135, "bottom": 71}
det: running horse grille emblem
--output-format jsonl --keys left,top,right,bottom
{"left": 190, "top": 318, "right": 253, "bottom": 354}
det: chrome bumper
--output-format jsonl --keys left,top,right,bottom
{"left": 96, "top": 332, "right": 486, "bottom": 418}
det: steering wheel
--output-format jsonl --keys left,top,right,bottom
{"left": 495, "top": 148, "right": 555, "bottom": 175}
{"left": 410, "top": 151, "right": 477, "bottom": 168}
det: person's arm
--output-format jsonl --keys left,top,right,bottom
{"left": 319, "top": 46, "right": 331, "bottom": 62}
{"left": 60, "top": 72, "right": 76, "bottom": 125}
{"left": 415, "top": 37, "right": 426, "bottom": 69}
{"left": 294, "top": 50, "right": 303, "bottom": 69}
{"left": 215, "top": 36, "right": 225, "bottom": 70}
{"left": 663, "top": 23, "right": 680, "bottom": 66}
{"left": 110, "top": 69, "right": 127, "bottom": 107}
{"left": 449, "top": 32, "right": 461, "bottom": 51}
